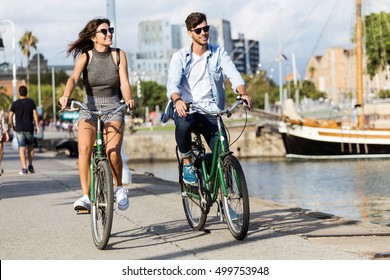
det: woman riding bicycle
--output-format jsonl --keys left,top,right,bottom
{"left": 166, "top": 12, "right": 253, "bottom": 185}
{"left": 59, "top": 17, "right": 135, "bottom": 212}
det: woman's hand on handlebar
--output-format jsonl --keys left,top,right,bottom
{"left": 125, "top": 99, "right": 136, "bottom": 110}
{"left": 58, "top": 96, "right": 69, "bottom": 110}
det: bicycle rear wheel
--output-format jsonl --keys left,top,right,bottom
{"left": 181, "top": 168, "right": 209, "bottom": 230}
{"left": 221, "top": 155, "right": 250, "bottom": 240}
{"left": 90, "top": 159, "right": 114, "bottom": 249}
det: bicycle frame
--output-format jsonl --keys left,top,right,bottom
{"left": 198, "top": 121, "right": 230, "bottom": 201}
{"left": 90, "top": 117, "right": 106, "bottom": 203}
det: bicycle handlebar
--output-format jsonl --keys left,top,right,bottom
{"left": 188, "top": 97, "right": 246, "bottom": 117}
{"left": 60, "top": 99, "right": 132, "bottom": 117}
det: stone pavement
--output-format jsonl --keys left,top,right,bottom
{"left": 1, "top": 141, "right": 390, "bottom": 260}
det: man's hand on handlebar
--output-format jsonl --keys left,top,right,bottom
{"left": 175, "top": 99, "right": 188, "bottom": 117}
{"left": 240, "top": 94, "right": 253, "bottom": 109}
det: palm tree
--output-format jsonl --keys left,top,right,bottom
{"left": 18, "top": 31, "right": 38, "bottom": 87}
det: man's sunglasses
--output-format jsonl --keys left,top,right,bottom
{"left": 96, "top": 27, "right": 114, "bottom": 35}
{"left": 191, "top": 25, "right": 210, "bottom": 35}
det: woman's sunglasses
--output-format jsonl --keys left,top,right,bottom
{"left": 191, "top": 25, "right": 210, "bottom": 35}
{"left": 96, "top": 27, "right": 114, "bottom": 36}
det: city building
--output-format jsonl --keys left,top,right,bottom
{"left": 306, "top": 46, "right": 389, "bottom": 104}
{"left": 131, "top": 18, "right": 260, "bottom": 85}
{"left": 130, "top": 19, "right": 177, "bottom": 85}
{"left": 232, "top": 33, "right": 260, "bottom": 75}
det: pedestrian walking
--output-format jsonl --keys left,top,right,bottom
{"left": 8, "top": 85, "right": 40, "bottom": 175}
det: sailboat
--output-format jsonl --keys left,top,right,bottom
{"left": 278, "top": 0, "right": 390, "bottom": 159}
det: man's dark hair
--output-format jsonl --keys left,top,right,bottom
{"left": 185, "top": 12, "right": 207, "bottom": 30}
{"left": 19, "top": 86, "right": 28, "bottom": 97}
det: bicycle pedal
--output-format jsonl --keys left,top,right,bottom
{"left": 185, "top": 185, "right": 199, "bottom": 193}
{"left": 76, "top": 209, "right": 90, "bottom": 215}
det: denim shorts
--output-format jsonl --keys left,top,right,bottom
{"left": 79, "top": 95, "right": 124, "bottom": 124}
{"left": 15, "top": 131, "right": 35, "bottom": 147}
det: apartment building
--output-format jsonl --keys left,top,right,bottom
{"left": 306, "top": 46, "right": 389, "bottom": 104}
{"left": 131, "top": 18, "right": 260, "bottom": 85}
{"left": 232, "top": 33, "right": 260, "bottom": 75}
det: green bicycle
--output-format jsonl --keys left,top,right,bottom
{"left": 176, "top": 98, "right": 250, "bottom": 240}
{"left": 62, "top": 99, "right": 131, "bottom": 249}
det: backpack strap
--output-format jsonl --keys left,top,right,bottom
{"left": 115, "top": 48, "right": 123, "bottom": 100}
{"left": 116, "top": 48, "right": 120, "bottom": 66}
{"left": 82, "top": 51, "right": 90, "bottom": 86}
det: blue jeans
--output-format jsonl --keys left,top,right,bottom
{"left": 174, "top": 111, "right": 228, "bottom": 158}
{"left": 15, "top": 131, "right": 35, "bottom": 147}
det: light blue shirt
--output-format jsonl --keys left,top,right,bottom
{"left": 166, "top": 44, "right": 245, "bottom": 110}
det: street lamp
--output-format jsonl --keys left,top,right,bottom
{"left": 1, "top": 20, "right": 17, "bottom": 101}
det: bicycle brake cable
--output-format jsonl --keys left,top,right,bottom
{"left": 228, "top": 106, "right": 248, "bottom": 147}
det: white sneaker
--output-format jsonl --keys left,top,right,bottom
{"left": 74, "top": 195, "right": 90, "bottom": 212}
{"left": 115, "top": 186, "right": 129, "bottom": 210}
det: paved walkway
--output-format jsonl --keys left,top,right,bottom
{"left": 1, "top": 142, "right": 390, "bottom": 261}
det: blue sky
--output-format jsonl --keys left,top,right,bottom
{"left": 1, "top": 0, "right": 389, "bottom": 82}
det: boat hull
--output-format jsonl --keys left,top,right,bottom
{"left": 278, "top": 121, "right": 390, "bottom": 159}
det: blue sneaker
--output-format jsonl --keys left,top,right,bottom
{"left": 228, "top": 205, "right": 239, "bottom": 220}
{"left": 182, "top": 163, "right": 198, "bottom": 185}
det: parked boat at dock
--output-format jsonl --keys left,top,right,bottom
{"left": 278, "top": 0, "right": 390, "bottom": 159}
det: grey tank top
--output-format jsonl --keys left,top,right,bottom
{"left": 84, "top": 48, "right": 119, "bottom": 97}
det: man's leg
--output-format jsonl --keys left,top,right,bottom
{"left": 174, "top": 113, "right": 198, "bottom": 184}
{"left": 200, "top": 114, "right": 229, "bottom": 153}
{"left": 19, "top": 146, "right": 27, "bottom": 169}
{"left": 25, "top": 132, "right": 36, "bottom": 173}
{"left": 27, "top": 144, "right": 34, "bottom": 167}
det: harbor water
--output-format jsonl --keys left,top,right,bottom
{"left": 130, "top": 158, "right": 390, "bottom": 227}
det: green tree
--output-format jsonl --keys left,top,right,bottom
{"left": 30, "top": 69, "right": 69, "bottom": 85}
{"left": 365, "top": 12, "right": 390, "bottom": 78}
{"left": 133, "top": 80, "right": 166, "bottom": 119}
{"left": 298, "top": 80, "right": 326, "bottom": 100}
{"left": 225, "top": 71, "right": 278, "bottom": 109}
{"left": 18, "top": 31, "right": 38, "bottom": 87}
{"left": 378, "top": 89, "right": 390, "bottom": 99}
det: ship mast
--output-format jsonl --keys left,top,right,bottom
{"left": 356, "top": 0, "right": 364, "bottom": 128}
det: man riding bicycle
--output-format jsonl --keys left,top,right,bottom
{"left": 165, "top": 12, "right": 253, "bottom": 185}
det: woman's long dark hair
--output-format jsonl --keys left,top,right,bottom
{"left": 67, "top": 18, "right": 110, "bottom": 60}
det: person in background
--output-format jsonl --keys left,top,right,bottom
{"left": 166, "top": 12, "right": 253, "bottom": 185}
{"left": 59, "top": 17, "right": 135, "bottom": 212}
{"left": 0, "top": 109, "right": 10, "bottom": 175}
{"left": 8, "top": 85, "right": 40, "bottom": 175}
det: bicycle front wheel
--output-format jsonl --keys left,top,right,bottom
{"left": 221, "top": 155, "right": 250, "bottom": 240}
{"left": 90, "top": 159, "right": 114, "bottom": 249}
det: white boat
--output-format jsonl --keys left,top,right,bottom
{"left": 279, "top": 100, "right": 390, "bottom": 159}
